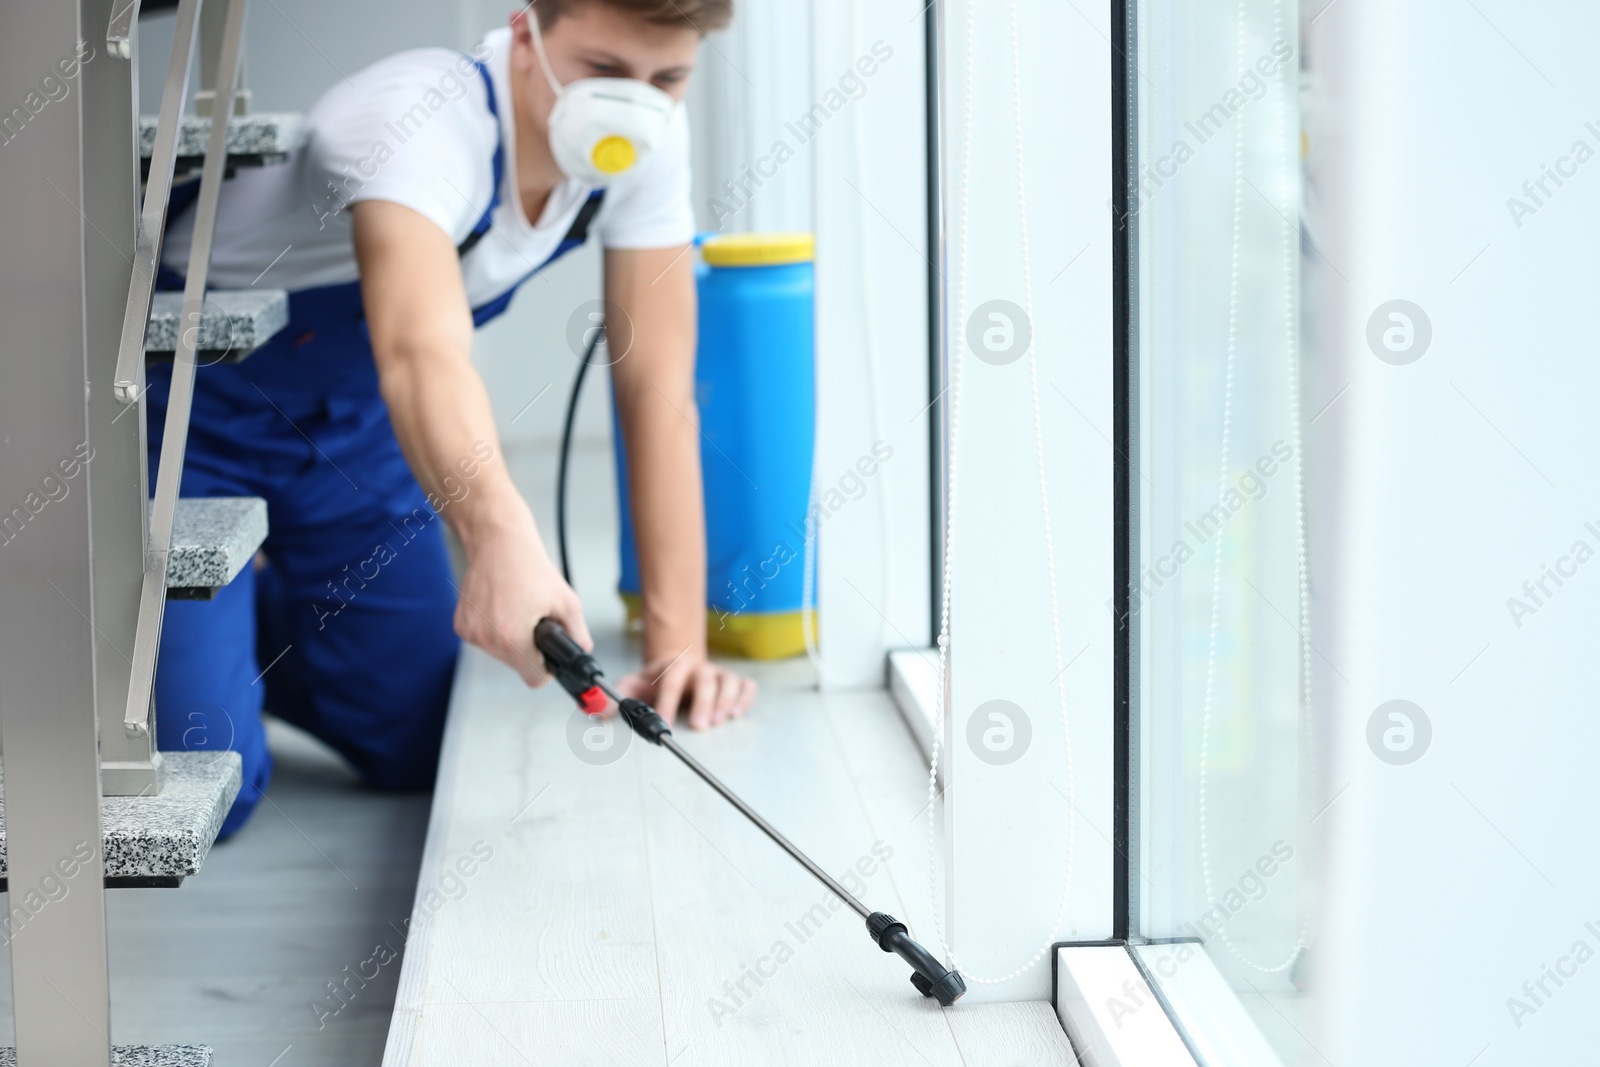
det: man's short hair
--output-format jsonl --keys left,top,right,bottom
{"left": 536, "top": 0, "right": 734, "bottom": 33}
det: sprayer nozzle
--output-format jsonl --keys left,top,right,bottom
{"left": 865, "top": 912, "right": 966, "bottom": 1007}
{"left": 913, "top": 967, "right": 967, "bottom": 1006}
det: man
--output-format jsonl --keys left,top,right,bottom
{"left": 151, "top": 0, "right": 755, "bottom": 837}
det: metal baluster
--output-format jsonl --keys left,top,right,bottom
{"left": 111, "top": 0, "right": 202, "bottom": 406}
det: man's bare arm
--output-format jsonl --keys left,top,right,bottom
{"left": 607, "top": 244, "right": 756, "bottom": 727}
{"left": 352, "top": 199, "right": 590, "bottom": 683}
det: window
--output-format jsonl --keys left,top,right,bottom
{"left": 1131, "top": 0, "right": 1317, "bottom": 1058}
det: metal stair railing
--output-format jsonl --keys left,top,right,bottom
{"left": 99, "top": 0, "right": 188, "bottom": 796}
{"left": 0, "top": 0, "right": 252, "bottom": 1060}
{"left": 116, "top": 0, "right": 250, "bottom": 756}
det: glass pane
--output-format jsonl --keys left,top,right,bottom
{"left": 1132, "top": 0, "right": 1315, "bottom": 1060}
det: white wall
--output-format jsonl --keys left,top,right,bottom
{"left": 1310, "top": 1, "right": 1600, "bottom": 1061}
{"left": 937, "top": 0, "right": 1115, "bottom": 1001}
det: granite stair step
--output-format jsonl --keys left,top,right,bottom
{"left": 166, "top": 497, "right": 267, "bottom": 599}
{"left": 0, "top": 752, "right": 241, "bottom": 890}
{"left": 143, "top": 289, "right": 288, "bottom": 362}
{"left": 0, "top": 1049, "right": 210, "bottom": 1067}
{"left": 139, "top": 111, "right": 301, "bottom": 177}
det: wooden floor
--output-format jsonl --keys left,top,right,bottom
{"left": 384, "top": 447, "right": 1078, "bottom": 1066}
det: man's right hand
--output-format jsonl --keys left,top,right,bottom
{"left": 353, "top": 199, "right": 592, "bottom": 687}
{"left": 453, "top": 508, "right": 593, "bottom": 688}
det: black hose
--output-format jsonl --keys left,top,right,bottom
{"left": 557, "top": 320, "right": 605, "bottom": 585}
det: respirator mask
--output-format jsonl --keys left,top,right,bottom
{"left": 528, "top": 14, "right": 677, "bottom": 185}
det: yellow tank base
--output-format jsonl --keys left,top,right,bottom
{"left": 620, "top": 593, "right": 811, "bottom": 661}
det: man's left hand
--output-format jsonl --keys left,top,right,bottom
{"left": 616, "top": 650, "right": 757, "bottom": 730}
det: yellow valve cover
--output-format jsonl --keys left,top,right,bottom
{"left": 592, "top": 135, "right": 637, "bottom": 175}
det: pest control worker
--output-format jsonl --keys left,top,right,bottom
{"left": 150, "top": 0, "right": 756, "bottom": 837}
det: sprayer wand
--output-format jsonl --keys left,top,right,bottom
{"left": 533, "top": 618, "right": 967, "bottom": 1006}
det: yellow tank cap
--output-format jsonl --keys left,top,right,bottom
{"left": 702, "top": 232, "right": 815, "bottom": 267}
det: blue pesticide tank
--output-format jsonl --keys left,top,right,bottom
{"left": 613, "top": 233, "right": 816, "bottom": 659}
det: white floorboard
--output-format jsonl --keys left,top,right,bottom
{"left": 385, "top": 445, "right": 1076, "bottom": 1066}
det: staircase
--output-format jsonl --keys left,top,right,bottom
{"left": 0, "top": 0, "right": 295, "bottom": 1061}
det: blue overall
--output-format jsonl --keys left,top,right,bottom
{"left": 149, "top": 61, "right": 603, "bottom": 837}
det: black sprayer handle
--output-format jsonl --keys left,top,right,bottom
{"left": 533, "top": 618, "right": 608, "bottom": 714}
{"left": 533, "top": 618, "right": 672, "bottom": 743}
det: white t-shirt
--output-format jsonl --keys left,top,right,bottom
{"left": 163, "top": 27, "right": 695, "bottom": 307}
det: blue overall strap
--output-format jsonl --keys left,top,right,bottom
{"left": 456, "top": 58, "right": 504, "bottom": 258}
{"left": 468, "top": 188, "right": 605, "bottom": 327}
{"left": 557, "top": 190, "right": 607, "bottom": 252}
